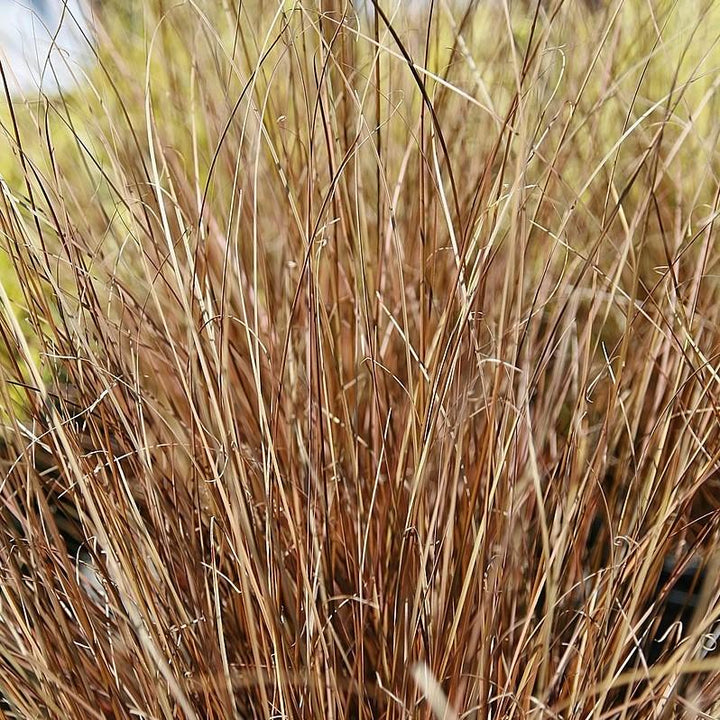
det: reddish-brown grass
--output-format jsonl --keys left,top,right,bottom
{"left": 1, "top": 1, "right": 719, "bottom": 717}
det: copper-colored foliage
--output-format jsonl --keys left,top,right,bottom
{"left": 1, "top": 1, "right": 719, "bottom": 718}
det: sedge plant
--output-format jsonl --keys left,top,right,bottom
{"left": 1, "top": 0, "right": 720, "bottom": 717}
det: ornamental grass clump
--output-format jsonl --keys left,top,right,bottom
{"left": 1, "top": 1, "right": 720, "bottom": 718}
